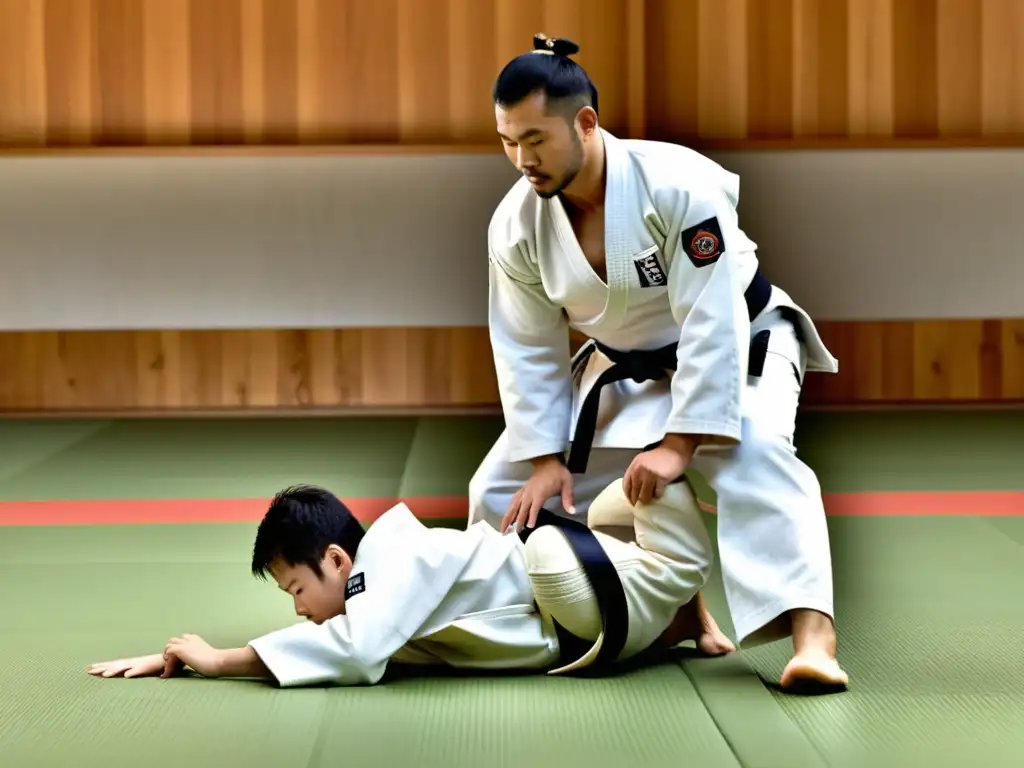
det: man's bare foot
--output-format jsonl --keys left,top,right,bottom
{"left": 658, "top": 592, "right": 736, "bottom": 656}
{"left": 780, "top": 608, "right": 848, "bottom": 692}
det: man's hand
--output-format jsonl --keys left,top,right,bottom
{"left": 163, "top": 634, "right": 224, "bottom": 678}
{"left": 623, "top": 435, "right": 700, "bottom": 506}
{"left": 501, "top": 456, "right": 575, "bottom": 533}
{"left": 87, "top": 653, "right": 169, "bottom": 679}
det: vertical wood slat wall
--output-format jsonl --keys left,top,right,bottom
{"left": 3, "top": 0, "right": 1024, "bottom": 148}
{"left": 0, "top": 0, "right": 1021, "bottom": 413}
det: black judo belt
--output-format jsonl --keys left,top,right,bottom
{"left": 566, "top": 268, "right": 774, "bottom": 475}
{"left": 519, "top": 509, "right": 629, "bottom": 670}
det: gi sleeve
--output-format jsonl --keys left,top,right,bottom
{"left": 247, "top": 532, "right": 462, "bottom": 687}
{"left": 487, "top": 246, "right": 573, "bottom": 462}
{"left": 247, "top": 614, "right": 396, "bottom": 688}
{"left": 664, "top": 187, "right": 756, "bottom": 444}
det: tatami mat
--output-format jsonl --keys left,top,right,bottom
{"left": 5, "top": 513, "right": 1024, "bottom": 766}
{"left": 1, "top": 411, "right": 1023, "bottom": 503}
{"left": 3, "top": 412, "right": 1023, "bottom": 766}
{"left": 734, "top": 516, "right": 1024, "bottom": 767}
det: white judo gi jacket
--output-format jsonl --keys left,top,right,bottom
{"left": 248, "top": 503, "right": 562, "bottom": 687}
{"left": 486, "top": 129, "right": 838, "bottom": 463}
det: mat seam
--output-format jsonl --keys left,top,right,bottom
{"left": 679, "top": 655, "right": 832, "bottom": 768}
{"left": 396, "top": 418, "right": 429, "bottom": 500}
{"left": 0, "top": 419, "right": 110, "bottom": 484}
{"left": 755, "top": 685, "right": 833, "bottom": 768}
{"left": 979, "top": 517, "right": 1024, "bottom": 553}
{"left": 303, "top": 691, "right": 337, "bottom": 768}
{"left": 677, "top": 660, "right": 747, "bottom": 768}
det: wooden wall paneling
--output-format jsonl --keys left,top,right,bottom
{"left": 0, "top": 328, "right": 501, "bottom": 412}
{"left": 0, "top": 0, "right": 641, "bottom": 148}
{"left": 800, "top": 319, "right": 1024, "bottom": 405}
{"left": 4, "top": 0, "right": 1024, "bottom": 148}
{"left": 0, "top": 322, "right": 1022, "bottom": 413}
{"left": 792, "top": 0, "right": 849, "bottom": 138}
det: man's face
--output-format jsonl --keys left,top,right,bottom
{"left": 269, "top": 547, "right": 351, "bottom": 625}
{"left": 495, "top": 91, "right": 586, "bottom": 199}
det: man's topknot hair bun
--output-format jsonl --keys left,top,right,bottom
{"left": 533, "top": 34, "right": 581, "bottom": 58}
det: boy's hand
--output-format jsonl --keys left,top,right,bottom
{"left": 87, "top": 653, "right": 169, "bottom": 679}
{"left": 163, "top": 634, "right": 224, "bottom": 678}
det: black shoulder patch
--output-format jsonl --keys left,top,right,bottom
{"left": 345, "top": 572, "right": 366, "bottom": 600}
{"left": 681, "top": 216, "right": 725, "bottom": 268}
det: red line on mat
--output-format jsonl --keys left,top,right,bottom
{"left": 0, "top": 496, "right": 468, "bottom": 526}
{"left": 0, "top": 491, "right": 1021, "bottom": 526}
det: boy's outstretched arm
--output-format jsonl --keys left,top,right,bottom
{"left": 162, "top": 634, "right": 273, "bottom": 680}
{"left": 87, "top": 633, "right": 274, "bottom": 682}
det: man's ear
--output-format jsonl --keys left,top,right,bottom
{"left": 576, "top": 106, "right": 598, "bottom": 137}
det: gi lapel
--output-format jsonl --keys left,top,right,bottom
{"left": 599, "top": 129, "right": 633, "bottom": 328}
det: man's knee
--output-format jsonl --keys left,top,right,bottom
{"left": 725, "top": 418, "right": 823, "bottom": 500}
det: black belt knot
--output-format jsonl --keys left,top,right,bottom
{"left": 565, "top": 268, "right": 773, "bottom": 475}
{"left": 600, "top": 342, "right": 676, "bottom": 385}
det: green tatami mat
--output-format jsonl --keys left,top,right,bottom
{"left": 0, "top": 410, "right": 1022, "bottom": 502}
{"left": 0, "top": 523, "right": 739, "bottom": 768}
{"left": 398, "top": 416, "right": 506, "bottom": 497}
{"left": 0, "top": 419, "right": 422, "bottom": 501}
{"left": 708, "top": 515, "right": 1024, "bottom": 767}
{"left": 6, "top": 515, "right": 1024, "bottom": 766}
{"left": 792, "top": 410, "right": 1024, "bottom": 492}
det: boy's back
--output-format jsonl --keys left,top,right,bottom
{"left": 249, "top": 504, "right": 562, "bottom": 687}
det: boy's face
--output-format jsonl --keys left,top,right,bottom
{"left": 269, "top": 544, "right": 352, "bottom": 625}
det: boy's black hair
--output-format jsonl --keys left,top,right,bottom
{"left": 492, "top": 34, "right": 598, "bottom": 121}
{"left": 251, "top": 484, "right": 365, "bottom": 581}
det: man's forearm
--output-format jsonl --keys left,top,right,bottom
{"left": 216, "top": 646, "right": 273, "bottom": 680}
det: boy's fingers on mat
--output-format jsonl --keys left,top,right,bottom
{"left": 162, "top": 653, "right": 181, "bottom": 678}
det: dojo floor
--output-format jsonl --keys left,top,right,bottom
{"left": 2, "top": 411, "right": 1023, "bottom": 768}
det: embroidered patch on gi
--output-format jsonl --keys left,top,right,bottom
{"left": 632, "top": 248, "right": 667, "bottom": 287}
{"left": 345, "top": 572, "right": 366, "bottom": 600}
{"left": 681, "top": 216, "right": 725, "bottom": 267}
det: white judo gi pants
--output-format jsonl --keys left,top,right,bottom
{"left": 520, "top": 478, "right": 713, "bottom": 672}
{"left": 468, "top": 309, "right": 834, "bottom": 647}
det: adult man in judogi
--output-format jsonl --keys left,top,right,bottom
{"left": 468, "top": 35, "right": 848, "bottom": 691}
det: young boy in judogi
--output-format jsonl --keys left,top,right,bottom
{"left": 87, "top": 480, "right": 734, "bottom": 686}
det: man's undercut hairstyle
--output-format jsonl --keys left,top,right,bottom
{"left": 251, "top": 484, "right": 365, "bottom": 581}
{"left": 492, "top": 34, "right": 598, "bottom": 122}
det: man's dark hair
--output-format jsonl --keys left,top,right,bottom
{"left": 251, "top": 484, "right": 365, "bottom": 581}
{"left": 492, "top": 35, "right": 598, "bottom": 120}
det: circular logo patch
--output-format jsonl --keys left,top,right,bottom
{"left": 691, "top": 231, "right": 720, "bottom": 258}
